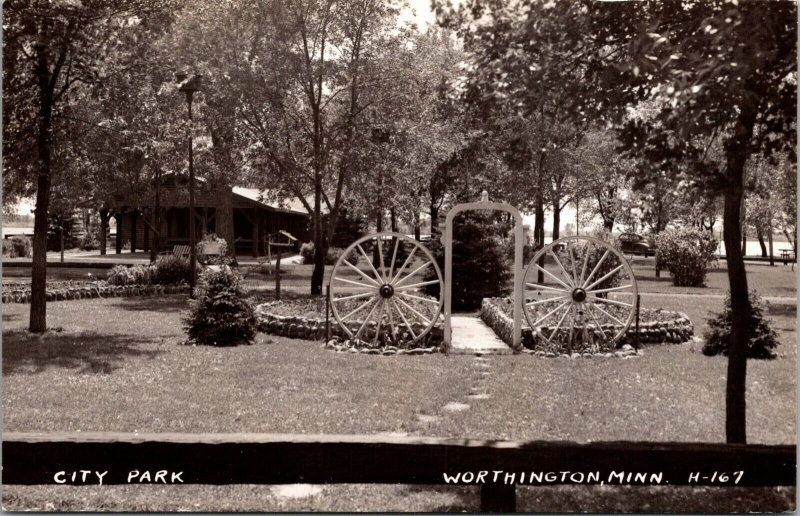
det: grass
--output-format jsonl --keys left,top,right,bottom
{"left": 2, "top": 288, "right": 795, "bottom": 511}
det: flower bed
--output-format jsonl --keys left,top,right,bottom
{"left": 481, "top": 297, "right": 693, "bottom": 356}
{"left": 2, "top": 281, "right": 190, "bottom": 303}
{"left": 256, "top": 297, "right": 443, "bottom": 352}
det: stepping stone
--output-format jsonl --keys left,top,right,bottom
{"left": 271, "top": 484, "right": 323, "bottom": 499}
{"left": 467, "top": 393, "right": 491, "bottom": 400}
{"left": 442, "top": 402, "right": 470, "bottom": 412}
{"left": 416, "top": 414, "right": 441, "bottom": 424}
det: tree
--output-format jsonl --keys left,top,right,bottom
{"left": 439, "top": 0, "right": 796, "bottom": 443}
{"left": 3, "top": 0, "right": 171, "bottom": 332}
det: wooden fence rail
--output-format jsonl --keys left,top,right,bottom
{"left": 3, "top": 432, "right": 795, "bottom": 512}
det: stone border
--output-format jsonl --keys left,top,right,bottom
{"left": 2, "top": 283, "right": 190, "bottom": 303}
{"left": 480, "top": 297, "right": 693, "bottom": 355}
{"left": 255, "top": 301, "right": 443, "bottom": 347}
{"left": 321, "top": 338, "right": 441, "bottom": 356}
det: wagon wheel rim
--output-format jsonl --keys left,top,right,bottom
{"left": 522, "top": 236, "right": 638, "bottom": 352}
{"left": 328, "top": 232, "right": 444, "bottom": 344}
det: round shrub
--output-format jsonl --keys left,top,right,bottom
{"left": 151, "top": 255, "right": 197, "bottom": 285}
{"left": 424, "top": 211, "right": 511, "bottom": 310}
{"left": 655, "top": 227, "right": 717, "bottom": 286}
{"left": 3, "top": 236, "right": 32, "bottom": 258}
{"left": 184, "top": 267, "right": 257, "bottom": 346}
{"left": 702, "top": 290, "right": 780, "bottom": 359}
{"left": 300, "top": 242, "right": 315, "bottom": 264}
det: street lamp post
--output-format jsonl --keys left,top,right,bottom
{"left": 177, "top": 73, "right": 202, "bottom": 294}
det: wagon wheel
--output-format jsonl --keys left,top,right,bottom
{"left": 522, "top": 236, "right": 638, "bottom": 352}
{"left": 328, "top": 232, "right": 444, "bottom": 345}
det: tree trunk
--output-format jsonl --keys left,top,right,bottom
{"left": 722, "top": 107, "right": 756, "bottom": 445}
{"left": 99, "top": 208, "right": 109, "bottom": 256}
{"left": 214, "top": 184, "right": 235, "bottom": 257}
{"left": 29, "top": 37, "right": 55, "bottom": 333}
{"left": 756, "top": 226, "right": 768, "bottom": 257}
{"left": 430, "top": 203, "right": 439, "bottom": 239}
{"left": 552, "top": 204, "right": 561, "bottom": 241}
{"left": 768, "top": 224, "right": 774, "bottom": 266}
{"left": 414, "top": 219, "right": 421, "bottom": 241}
{"left": 534, "top": 187, "right": 545, "bottom": 283}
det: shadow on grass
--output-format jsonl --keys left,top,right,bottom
{"left": 113, "top": 295, "right": 188, "bottom": 313}
{"left": 3, "top": 330, "right": 163, "bottom": 375}
{"left": 401, "top": 485, "right": 475, "bottom": 512}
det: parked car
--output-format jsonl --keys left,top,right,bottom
{"left": 619, "top": 233, "right": 652, "bottom": 255}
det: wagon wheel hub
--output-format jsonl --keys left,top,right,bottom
{"left": 379, "top": 284, "right": 395, "bottom": 299}
{"left": 571, "top": 287, "right": 587, "bottom": 303}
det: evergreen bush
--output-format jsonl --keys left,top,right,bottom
{"left": 184, "top": 267, "right": 257, "bottom": 346}
{"left": 703, "top": 290, "right": 780, "bottom": 359}
{"left": 655, "top": 227, "right": 717, "bottom": 286}
{"left": 151, "top": 255, "right": 197, "bottom": 285}
{"left": 424, "top": 212, "right": 511, "bottom": 309}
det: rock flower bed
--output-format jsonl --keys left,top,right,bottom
{"left": 2, "top": 280, "right": 190, "bottom": 303}
{"left": 256, "top": 297, "right": 443, "bottom": 353}
{"left": 481, "top": 297, "right": 693, "bottom": 356}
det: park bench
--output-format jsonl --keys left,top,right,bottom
{"left": 3, "top": 432, "right": 794, "bottom": 512}
{"left": 780, "top": 248, "right": 795, "bottom": 270}
{"left": 159, "top": 245, "right": 191, "bottom": 260}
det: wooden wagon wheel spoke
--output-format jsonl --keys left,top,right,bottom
{"left": 586, "top": 295, "right": 633, "bottom": 308}
{"left": 332, "top": 291, "right": 375, "bottom": 303}
{"left": 584, "top": 263, "right": 625, "bottom": 292}
{"left": 525, "top": 282, "right": 569, "bottom": 294}
{"left": 526, "top": 295, "right": 569, "bottom": 307}
{"left": 568, "top": 246, "right": 580, "bottom": 286}
{"left": 372, "top": 299, "right": 386, "bottom": 344}
{"left": 342, "top": 259, "right": 381, "bottom": 287}
{"left": 340, "top": 296, "right": 377, "bottom": 323}
{"left": 523, "top": 236, "right": 638, "bottom": 351}
{"left": 390, "top": 246, "right": 418, "bottom": 284}
{"left": 387, "top": 238, "right": 400, "bottom": 280}
{"left": 356, "top": 244, "right": 384, "bottom": 285}
{"left": 354, "top": 297, "right": 382, "bottom": 340}
{"left": 329, "top": 232, "right": 443, "bottom": 344}
{"left": 395, "top": 278, "right": 439, "bottom": 291}
{"left": 398, "top": 291, "right": 440, "bottom": 305}
{"left": 376, "top": 237, "right": 388, "bottom": 282}
{"left": 586, "top": 303, "right": 611, "bottom": 342}
{"left": 393, "top": 260, "right": 433, "bottom": 287}
{"left": 532, "top": 300, "right": 571, "bottom": 327}
{"left": 587, "top": 284, "right": 634, "bottom": 295}
{"left": 394, "top": 295, "right": 433, "bottom": 325}
{"left": 390, "top": 298, "right": 417, "bottom": 340}
{"left": 581, "top": 248, "right": 611, "bottom": 290}
{"left": 335, "top": 276, "right": 378, "bottom": 289}
{"left": 548, "top": 249, "right": 575, "bottom": 287}
{"left": 533, "top": 263, "right": 573, "bottom": 290}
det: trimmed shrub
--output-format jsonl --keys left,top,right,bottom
{"left": 703, "top": 290, "right": 780, "bottom": 359}
{"left": 184, "top": 267, "right": 257, "bottom": 346}
{"left": 197, "top": 233, "right": 233, "bottom": 266}
{"left": 424, "top": 211, "right": 511, "bottom": 309}
{"left": 151, "top": 255, "right": 196, "bottom": 285}
{"left": 655, "top": 227, "right": 717, "bottom": 286}
{"left": 106, "top": 264, "right": 152, "bottom": 286}
{"left": 3, "top": 236, "right": 32, "bottom": 258}
{"left": 79, "top": 232, "right": 100, "bottom": 251}
{"left": 300, "top": 242, "right": 314, "bottom": 264}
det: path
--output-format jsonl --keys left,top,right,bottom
{"left": 639, "top": 292, "right": 796, "bottom": 304}
{"left": 449, "top": 315, "right": 512, "bottom": 354}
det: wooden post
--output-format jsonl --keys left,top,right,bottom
{"left": 115, "top": 214, "right": 123, "bottom": 254}
{"left": 480, "top": 484, "right": 516, "bottom": 513}
{"left": 252, "top": 209, "right": 259, "bottom": 258}
{"left": 275, "top": 249, "right": 282, "bottom": 301}
{"left": 130, "top": 211, "right": 138, "bottom": 253}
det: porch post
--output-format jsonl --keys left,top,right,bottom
{"left": 114, "top": 213, "right": 123, "bottom": 254}
{"left": 130, "top": 211, "right": 138, "bottom": 253}
{"left": 252, "top": 208, "right": 259, "bottom": 257}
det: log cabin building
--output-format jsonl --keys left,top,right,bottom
{"left": 112, "top": 174, "right": 308, "bottom": 256}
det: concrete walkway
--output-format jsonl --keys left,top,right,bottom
{"left": 450, "top": 315, "right": 512, "bottom": 355}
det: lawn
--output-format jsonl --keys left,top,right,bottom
{"left": 2, "top": 291, "right": 795, "bottom": 511}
